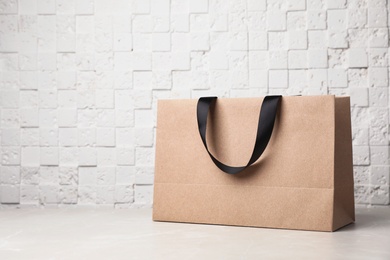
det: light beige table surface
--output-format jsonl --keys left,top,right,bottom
{"left": 0, "top": 207, "right": 389, "bottom": 259}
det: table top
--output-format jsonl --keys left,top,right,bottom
{"left": 0, "top": 207, "right": 389, "bottom": 259}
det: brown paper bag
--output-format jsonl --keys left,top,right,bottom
{"left": 153, "top": 95, "right": 355, "bottom": 232}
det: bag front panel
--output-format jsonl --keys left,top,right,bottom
{"left": 153, "top": 95, "right": 338, "bottom": 231}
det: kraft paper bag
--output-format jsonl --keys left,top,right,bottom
{"left": 153, "top": 95, "right": 355, "bottom": 232}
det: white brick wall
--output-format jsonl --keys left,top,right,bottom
{"left": 0, "top": 0, "right": 389, "bottom": 207}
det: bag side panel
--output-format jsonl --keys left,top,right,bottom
{"left": 332, "top": 97, "right": 355, "bottom": 231}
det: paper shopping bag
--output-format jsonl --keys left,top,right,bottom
{"left": 153, "top": 95, "right": 355, "bottom": 232}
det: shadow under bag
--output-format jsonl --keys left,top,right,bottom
{"left": 153, "top": 95, "right": 355, "bottom": 232}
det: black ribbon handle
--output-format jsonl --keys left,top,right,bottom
{"left": 196, "top": 96, "right": 282, "bottom": 174}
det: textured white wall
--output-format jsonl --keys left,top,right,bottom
{"left": 0, "top": 0, "right": 389, "bottom": 207}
